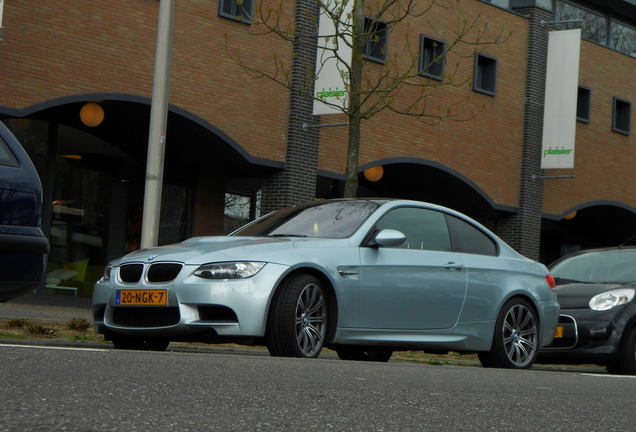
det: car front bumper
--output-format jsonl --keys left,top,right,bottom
{"left": 92, "top": 262, "right": 290, "bottom": 342}
{"left": 537, "top": 307, "right": 625, "bottom": 365}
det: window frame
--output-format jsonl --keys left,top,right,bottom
{"left": 363, "top": 17, "right": 388, "bottom": 64}
{"left": 218, "top": 0, "right": 254, "bottom": 24}
{"left": 577, "top": 86, "right": 591, "bottom": 123}
{"left": 612, "top": 97, "right": 631, "bottom": 135}
{"left": 419, "top": 35, "right": 446, "bottom": 80}
{"left": 473, "top": 52, "right": 498, "bottom": 96}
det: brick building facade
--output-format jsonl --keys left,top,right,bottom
{"left": 0, "top": 0, "right": 635, "bottom": 296}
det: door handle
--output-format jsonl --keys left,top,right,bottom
{"left": 444, "top": 262, "right": 464, "bottom": 270}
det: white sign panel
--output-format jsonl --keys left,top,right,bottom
{"left": 541, "top": 29, "right": 581, "bottom": 169}
{"left": 312, "top": 0, "right": 352, "bottom": 115}
{"left": 0, "top": 0, "right": 4, "bottom": 29}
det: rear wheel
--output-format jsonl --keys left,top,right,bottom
{"left": 111, "top": 335, "right": 170, "bottom": 351}
{"left": 606, "top": 326, "right": 636, "bottom": 375}
{"left": 336, "top": 347, "right": 393, "bottom": 362}
{"left": 478, "top": 298, "right": 538, "bottom": 369}
{"left": 266, "top": 274, "right": 327, "bottom": 358}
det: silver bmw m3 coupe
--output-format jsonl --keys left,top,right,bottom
{"left": 93, "top": 198, "right": 559, "bottom": 369}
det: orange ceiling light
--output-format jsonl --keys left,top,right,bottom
{"left": 363, "top": 166, "right": 384, "bottom": 182}
{"left": 80, "top": 102, "right": 105, "bottom": 127}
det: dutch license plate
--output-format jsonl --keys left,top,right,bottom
{"left": 554, "top": 326, "right": 564, "bottom": 338}
{"left": 116, "top": 289, "right": 168, "bottom": 306}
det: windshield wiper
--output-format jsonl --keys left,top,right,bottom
{"left": 269, "top": 234, "right": 309, "bottom": 237}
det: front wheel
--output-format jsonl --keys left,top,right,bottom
{"left": 606, "top": 327, "right": 636, "bottom": 375}
{"left": 266, "top": 274, "right": 327, "bottom": 359}
{"left": 478, "top": 298, "right": 539, "bottom": 369}
{"left": 336, "top": 347, "right": 393, "bottom": 362}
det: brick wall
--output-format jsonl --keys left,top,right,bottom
{"left": 0, "top": 0, "right": 292, "bottom": 163}
{"left": 2, "top": 0, "right": 635, "bottom": 246}
{"left": 260, "top": 0, "right": 321, "bottom": 213}
{"left": 542, "top": 40, "right": 636, "bottom": 216}
{"left": 316, "top": 2, "right": 530, "bottom": 208}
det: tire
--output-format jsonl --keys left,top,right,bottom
{"left": 266, "top": 274, "right": 327, "bottom": 359}
{"left": 111, "top": 335, "right": 170, "bottom": 351}
{"left": 606, "top": 326, "right": 636, "bottom": 375}
{"left": 336, "top": 347, "right": 393, "bottom": 362}
{"left": 478, "top": 298, "right": 539, "bottom": 369}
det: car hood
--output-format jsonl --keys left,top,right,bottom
{"left": 556, "top": 283, "right": 633, "bottom": 309}
{"left": 112, "top": 236, "right": 344, "bottom": 266}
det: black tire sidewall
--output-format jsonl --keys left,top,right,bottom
{"left": 266, "top": 274, "right": 326, "bottom": 358}
{"left": 479, "top": 297, "right": 538, "bottom": 369}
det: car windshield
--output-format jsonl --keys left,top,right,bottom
{"left": 550, "top": 249, "right": 636, "bottom": 284}
{"left": 231, "top": 200, "right": 382, "bottom": 239}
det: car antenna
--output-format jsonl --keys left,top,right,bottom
{"left": 619, "top": 233, "right": 636, "bottom": 249}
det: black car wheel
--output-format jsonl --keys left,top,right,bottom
{"left": 478, "top": 298, "right": 539, "bottom": 369}
{"left": 266, "top": 274, "right": 327, "bottom": 358}
{"left": 336, "top": 347, "right": 393, "bottom": 362}
{"left": 111, "top": 335, "right": 170, "bottom": 351}
{"left": 607, "top": 326, "right": 636, "bottom": 375}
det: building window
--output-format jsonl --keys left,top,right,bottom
{"left": 224, "top": 190, "right": 261, "bottom": 234}
{"left": 577, "top": 86, "right": 591, "bottom": 123}
{"left": 610, "top": 19, "right": 636, "bottom": 57}
{"left": 219, "top": 0, "right": 253, "bottom": 23}
{"left": 419, "top": 35, "right": 445, "bottom": 80}
{"left": 473, "top": 53, "right": 497, "bottom": 96}
{"left": 554, "top": 1, "right": 607, "bottom": 45}
{"left": 613, "top": 97, "right": 631, "bottom": 135}
{"left": 364, "top": 17, "right": 388, "bottom": 63}
{"left": 554, "top": 0, "right": 636, "bottom": 57}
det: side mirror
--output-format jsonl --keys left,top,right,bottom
{"left": 373, "top": 229, "right": 406, "bottom": 248}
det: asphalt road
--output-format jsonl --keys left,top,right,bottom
{"left": 2, "top": 343, "right": 636, "bottom": 432}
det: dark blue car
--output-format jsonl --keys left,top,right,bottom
{"left": 0, "top": 121, "right": 49, "bottom": 301}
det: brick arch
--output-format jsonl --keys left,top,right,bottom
{"left": 541, "top": 200, "right": 636, "bottom": 264}
{"left": 351, "top": 157, "right": 512, "bottom": 224}
{"left": 0, "top": 92, "right": 284, "bottom": 173}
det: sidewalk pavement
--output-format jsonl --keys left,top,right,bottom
{"left": 0, "top": 293, "right": 92, "bottom": 322}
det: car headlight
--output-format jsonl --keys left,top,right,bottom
{"left": 101, "top": 265, "right": 112, "bottom": 282}
{"left": 589, "top": 288, "right": 635, "bottom": 311}
{"left": 193, "top": 262, "right": 266, "bottom": 279}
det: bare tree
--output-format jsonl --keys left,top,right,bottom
{"left": 226, "top": 0, "right": 507, "bottom": 197}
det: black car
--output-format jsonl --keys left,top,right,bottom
{"left": 537, "top": 247, "right": 636, "bottom": 374}
{"left": 0, "top": 121, "right": 49, "bottom": 301}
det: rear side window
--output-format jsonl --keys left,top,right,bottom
{"left": 0, "top": 136, "right": 20, "bottom": 168}
{"left": 446, "top": 215, "right": 497, "bottom": 256}
{"left": 375, "top": 207, "right": 452, "bottom": 251}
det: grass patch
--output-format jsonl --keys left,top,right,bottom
{"left": 24, "top": 322, "right": 59, "bottom": 337}
{"left": 5, "top": 318, "right": 29, "bottom": 329}
{"left": 66, "top": 318, "right": 91, "bottom": 332}
{"left": 0, "top": 318, "right": 103, "bottom": 342}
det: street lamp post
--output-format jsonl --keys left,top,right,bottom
{"left": 140, "top": 0, "right": 176, "bottom": 249}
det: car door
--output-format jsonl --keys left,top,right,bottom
{"left": 358, "top": 207, "right": 468, "bottom": 330}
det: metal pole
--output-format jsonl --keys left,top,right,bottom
{"left": 140, "top": 0, "right": 175, "bottom": 249}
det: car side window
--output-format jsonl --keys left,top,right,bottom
{"left": 446, "top": 215, "right": 498, "bottom": 256}
{"left": 0, "top": 136, "right": 20, "bottom": 168}
{"left": 375, "top": 207, "right": 452, "bottom": 251}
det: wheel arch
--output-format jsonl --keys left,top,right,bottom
{"left": 266, "top": 267, "right": 339, "bottom": 343}
{"left": 613, "top": 306, "right": 636, "bottom": 358}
